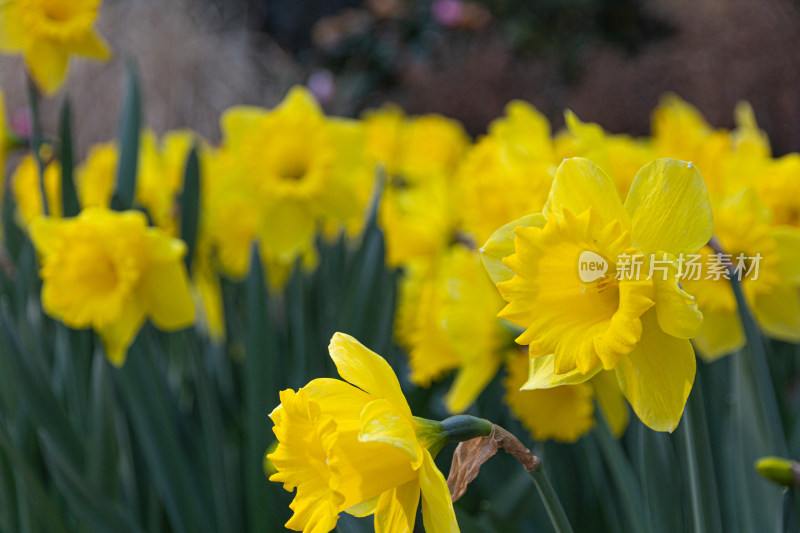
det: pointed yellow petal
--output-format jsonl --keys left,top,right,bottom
{"left": 615, "top": 310, "right": 695, "bottom": 432}
{"left": 419, "top": 451, "right": 459, "bottom": 533}
{"left": 329, "top": 333, "right": 412, "bottom": 418}
{"left": 444, "top": 353, "right": 502, "bottom": 414}
{"left": 26, "top": 40, "right": 69, "bottom": 95}
{"left": 624, "top": 159, "right": 713, "bottom": 256}
{"left": 692, "top": 310, "right": 744, "bottom": 362}
{"left": 543, "top": 157, "right": 629, "bottom": 230}
{"left": 69, "top": 30, "right": 111, "bottom": 61}
{"left": 98, "top": 299, "right": 147, "bottom": 366}
{"left": 480, "top": 213, "right": 546, "bottom": 285}
{"left": 752, "top": 285, "right": 800, "bottom": 342}
{"left": 359, "top": 399, "right": 424, "bottom": 469}
{"left": 346, "top": 495, "right": 380, "bottom": 518}
{"left": 592, "top": 370, "right": 629, "bottom": 437}
{"left": 374, "top": 480, "right": 420, "bottom": 533}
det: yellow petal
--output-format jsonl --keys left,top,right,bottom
{"left": 592, "top": 370, "right": 629, "bottom": 437}
{"left": 522, "top": 353, "right": 601, "bottom": 390}
{"left": 419, "top": 451, "right": 459, "bottom": 533}
{"left": 444, "top": 353, "right": 502, "bottom": 414}
{"left": 0, "top": 3, "right": 25, "bottom": 51}
{"left": 374, "top": 480, "right": 420, "bottom": 533}
{"left": 98, "top": 299, "right": 147, "bottom": 366}
{"left": 26, "top": 39, "right": 69, "bottom": 95}
{"left": 624, "top": 159, "right": 713, "bottom": 256}
{"left": 505, "top": 352, "right": 595, "bottom": 443}
{"left": 345, "top": 495, "right": 379, "bottom": 518}
{"left": 359, "top": 399, "right": 424, "bottom": 469}
{"left": 220, "top": 106, "right": 266, "bottom": 146}
{"left": 480, "top": 213, "right": 546, "bottom": 285}
{"left": 653, "top": 256, "right": 703, "bottom": 339}
{"left": 543, "top": 157, "right": 630, "bottom": 230}
{"left": 614, "top": 310, "right": 695, "bottom": 432}
{"left": 692, "top": 310, "right": 744, "bottom": 362}
{"left": 69, "top": 30, "right": 111, "bottom": 61}
{"left": 29, "top": 216, "right": 66, "bottom": 256}
{"left": 140, "top": 256, "right": 195, "bottom": 331}
{"left": 329, "top": 333, "right": 412, "bottom": 419}
{"left": 751, "top": 285, "right": 800, "bottom": 342}
{"left": 774, "top": 227, "right": 800, "bottom": 285}
{"left": 260, "top": 199, "right": 316, "bottom": 257}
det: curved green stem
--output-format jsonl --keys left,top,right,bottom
{"left": 528, "top": 465, "right": 574, "bottom": 533}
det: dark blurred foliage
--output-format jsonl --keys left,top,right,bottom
{"left": 240, "top": 0, "right": 673, "bottom": 118}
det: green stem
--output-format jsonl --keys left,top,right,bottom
{"left": 528, "top": 465, "right": 574, "bottom": 533}
{"left": 678, "top": 378, "right": 722, "bottom": 533}
{"left": 728, "top": 259, "right": 787, "bottom": 456}
{"left": 593, "top": 412, "right": 649, "bottom": 532}
{"left": 25, "top": 76, "right": 48, "bottom": 216}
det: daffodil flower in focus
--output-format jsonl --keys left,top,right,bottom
{"left": 30, "top": 207, "right": 195, "bottom": 365}
{"left": 268, "top": 332, "right": 459, "bottom": 533}
{"left": 0, "top": 0, "right": 111, "bottom": 95}
{"left": 482, "top": 157, "right": 713, "bottom": 432}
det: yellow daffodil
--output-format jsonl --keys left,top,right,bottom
{"left": 76, "top": 141, "right": 117, "bottom": 208}
{"left": 651, "top": 94, "right": 732, "bottom": 197}
{"left": 137, "top": 129, "right": 197, "bottom": 235}
{"left": 0, "top": 0, "right": 111, "bottom": 95}
{"left": 364, "top": 106, "right": 469, "bottom": 266}
{"left": 503, "top": 349, "right": 628, "bottom": 442}
{"left": 457, "top": 101, "right": 555, "bottom": 246}
{"left": 683, "top": 189, "right": 800, "bottom": 360}
{"left": 395, "top": 243, "right": 505, "bottom": 413}
{"left": 557, "top": 110, "right": 655, "bottom": 198}
{"left": 214, "top": 87, "right": 368, "bottom": 285}
{"left": 11, "top": 154, "right": 62, "bottom": 224}
{"left": 30, "top": 207, "right": 195, "bottom": 365}
{"left": 483, "top": 157, "right": 713, "bottom": 431}
{"left": 268, "top": 332, "right": 458, "bottom": 533}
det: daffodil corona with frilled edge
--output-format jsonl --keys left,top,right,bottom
{"left": 0, "top": 0, "right": 111, "bottom": 94}
{"left": 483, "top": 157, "right": 713, "bottom": 432}
{"left": 268, "top": 333, "right": 459, "bottom": 533}
{"left": 30, "top": 207, "right": 195, "bottom": 365}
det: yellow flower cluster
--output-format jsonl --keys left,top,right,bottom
{"left": 6, "top": 69, "right": 800, "bottom": 440}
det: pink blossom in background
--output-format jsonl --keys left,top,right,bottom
{"left": 307, "top": 69, "right": 336, "bottom": 105}
{"left": 432, "top": 0, "right": 463, "bottom": 27}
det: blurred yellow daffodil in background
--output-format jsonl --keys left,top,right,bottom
{"left": 30, "top": 207, "right": 195, "bottom": 365}
{"left": 0, "top": 0, "right": 111, "bottom": 94}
